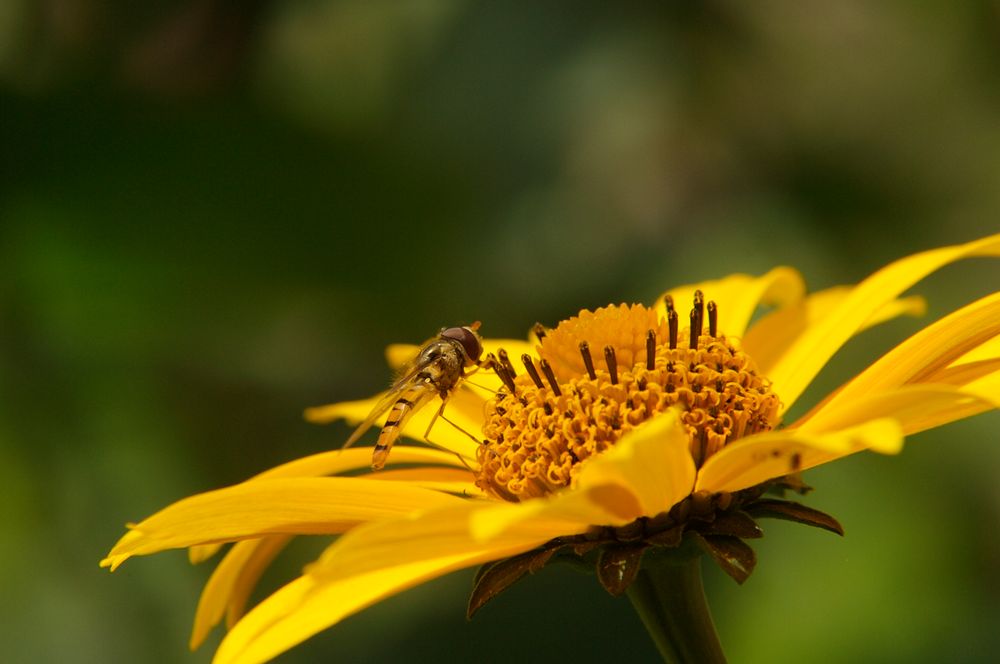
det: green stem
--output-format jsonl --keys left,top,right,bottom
{"left": 625, "top": 552, "right": 727, "bottom": 664}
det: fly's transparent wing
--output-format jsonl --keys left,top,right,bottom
{"left": 342, "top": 359, "right": 431, "bottom": 449}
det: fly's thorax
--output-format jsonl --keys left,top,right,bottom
{"left": 476, "top": 300, "right": 781, "bottom": 502}
{"left": 415, "top": 338, "right": 466, "bottom": 394}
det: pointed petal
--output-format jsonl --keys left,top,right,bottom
{"left": 695, "top": 418, "right": 904, "bottom": 494}
{"left": 796, "top": 292, "right": 1000, "bottom": 432}
{"left": 766, "top": 233, "right": 1000, "bottom": 414}
{"left": 253, "top": 447, "right": 470, "bottom": 480}
{"left": 654, "top": 267, "right": 806, "bottom": 338}
{"left": 190, "top": 535, "right": 291, "bottom": 650}
{"left": 224, "top": 537, "right": 290, "bottom": 629}
{"left": 101, "top": 477, "right": 463, "bottom": 570}
{"left": 796, "top": 384, "right": 999, "bottom": 437}
{"left": 214, "top": 501, "right": 578, "bottom": 664}
{"left": 743, "top": 286, "right": 926, "bottom": 376}
{"left": 185, "top": 447, "right": 474, "bottom": 566}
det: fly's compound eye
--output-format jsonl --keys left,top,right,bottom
{"left": 440, "top": 326, "right": 483, "bottom": 364}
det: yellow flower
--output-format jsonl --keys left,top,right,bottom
{"left": 103, "top": 234, "right": 1000, "bottom": 664}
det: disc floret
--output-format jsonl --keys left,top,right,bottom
{"left": 476, "top": 298, "right": 781, "bottom": 502}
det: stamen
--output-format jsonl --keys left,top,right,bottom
{"left": 532, "top": 323, "right": 548, "bottom": 341}
{"left": 604, "top": 345, "right": 618, "bottom": 385}
{"left": 490, "top": 353, "right": 518, "bottom": 395}
{"left": 664, "top": 294, "right": 675, "bottom": 314}
{"left": 579, "top": 341, "right": 597, "bottom": 379}
{"left": 689, "top": 309, "right": 700, "bottom": 349}
{"left": 497, "top": 348, "right": 517, "bottom": 379}
{"left": 668, "top": 309, "right": 678, "bottom": 349}
{"left": 476, "top": 302, "right": 781, "bottom": 503}
{"left": 693, "top": 290, "right": 704, "bottom": 319}
{"left": 521, "top": 354, "right": 545, "bottom": 389}
{"left": 539, "top": 359, "right": 562, "bottom": 396}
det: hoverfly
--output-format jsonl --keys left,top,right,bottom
{"left": 345, "top": 322, "right": 490, "bottom": 470}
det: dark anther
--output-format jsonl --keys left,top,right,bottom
{"left": 604, "top": 345, "right": 618, "bottom": 385}
{"left": 664, "top": 294, "right": 675, "bottom": 314}
{"left": 689, "top": 308, "right": 701, "bottom": 349}
{"left": 539, "top": 359, "right": 562, "bottom": 396}
{"left": 489, "top": 353, "right": 518, "bottom": 395}
{"left": 532, "top": 323, "right": 548, "bottom": 341}
{"left": 645, "top": 329, "right": 655, "bottom": 370}
{"left": 521, "top": 354, "right": 545, "bottom": 389}
{"left": 579, "top": 341, "right": 597, "bottom": 379}
{"left": 497, "top": 348, "right": 517, "bottom": 378}
{"left": 693, "top": 290, "right": 704, "bottom": 318}
{"left": 668, "top": 309, "right": 678, "bottom": 349}
{"left": 707, "top": 301, "right": 718, "bottom": 337}
{"left": 543, "top": 402, "right": 553, "bottom": 415}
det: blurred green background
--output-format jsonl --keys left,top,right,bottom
{"left": 2, "top": 1, "right": 999, "bottom": 662}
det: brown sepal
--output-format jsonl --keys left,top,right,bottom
{"left": 690, "top": 532, "right": 756, "bottom": 584}
{"left": 744, "top": 499, "right": 844, "bottom": 536}
{"left": 596, "top": 545, "right": 647, "bottom": 596}
{"left": 571, "top": 540, "right": 604, "bottom": 557}
{"left": 695, "top": 510, "right": 763, "bottom": 539}
{"left": 770, "top": 473, "right": 813, "bottom": 495}
{"left": 468, "top": 547, "right": 559, "bottom": 619}
{"left": 646, "top": 524, "right": 683, "bottom": 547}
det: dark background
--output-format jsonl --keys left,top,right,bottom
{"left": 2, "top": 2, "right": 998, "bottom": 662}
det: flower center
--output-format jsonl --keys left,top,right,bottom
{"left": 475, "top": 296, "right": 781, "bottom": 502}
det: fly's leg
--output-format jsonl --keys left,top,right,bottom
{"left": 461, "top": 362, "right": 499, "bottom": 395}
{"left": 423, "top": 398, "right": 480, "bottom": 473}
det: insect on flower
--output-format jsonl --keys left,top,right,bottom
{"left": 344, "top": 322, "right": 490, "bottom": 469}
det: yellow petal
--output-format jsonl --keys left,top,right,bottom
{"left": 252, "top": 447, "right": 469, "bottom": 479}
{"left": 766, "top": 233, "right": 1000, "bottom": 414}
{"left": 101, "top": 477, "right": 463, "bottom": 570}
{"left": 798, "top": 291, "right": 1000, "bottom": 430}
{"left": 190, "top": 535, "right": 291, "bottom": 650}
{"left": 743, "top": 286, "right": 926, "bottom": 376}
{"left": 953, "top": 333, "right": 1000, "bottom": 365}
{"left": 573, "top": 410, "right": 695, "bottom": 517}
{"left": 384, "top": 343, "right": 418, "bottom": 369}
{"left": 186, "top": 447, "right": 473, "bottom": 566}
{"left": 654, "top": 267, "right": 806, "bottom": 338}
{"left": 695, "top": 418, "right": 904, "bottom": 494}
{"left": 794, "top": 384, "right": 998, "bottom": 437}
{"left": 215, "top": 551, "right": 521, "bottom": 664}
{"left": 190, "top": 542, "right": 224, "bottom": 564}
{"left": 215, "top": 501, "right": 580, "bottom": 664}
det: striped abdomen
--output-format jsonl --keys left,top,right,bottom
{"left": 371, "top": 386, "right": 434, "bottom": 470}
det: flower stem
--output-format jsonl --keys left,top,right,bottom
{"left": 626, "top": 551, "right": 727, "bottom": 663}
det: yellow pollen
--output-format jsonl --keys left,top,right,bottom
{"left": 475, "top": 302, "right": 781, "bottom": 502}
